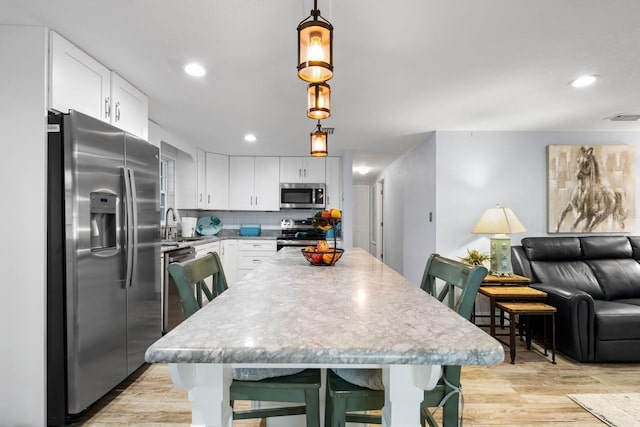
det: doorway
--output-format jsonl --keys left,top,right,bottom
{"left": 352, "top": 185, "right": 370, "bottom": 250}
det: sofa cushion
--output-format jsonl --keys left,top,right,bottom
{"left": 593, "top": 300, "right": 640, "bottom": 340}
{"left": 628, "top": 237, "right": 640, "bottom": 260}
{"left": 580, "top": 236, "right": 632, "bottom": 259}
{"left": 522, "top": 237, "right": 582, "bottom": 261}
{"left": 587, "top": 259, "right": 640, "bottom": 300}
{"left": 530, "top": 260, "right": 605, "bottom": 299}
{"left": 616, "top": 298, "right": 640, "bottom": 307}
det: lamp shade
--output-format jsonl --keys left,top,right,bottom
{"left": 310, "top": 122, "right": 328, "bottom": 157}
{"left": 472, "top": 206, "right": 526, "bottom": 235}
{"left": 307, "top": 82, "right": 331, "bottom": 120}
{"left": 297, "top": 10, "right": 333, "bottom": 83}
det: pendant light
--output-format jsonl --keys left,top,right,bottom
{"left": 297, "top": 0, "right": 333, "bottom": 83}
{"left": 307, "top": 82, "right": 331, "bottom": 120}
{"left": 310, "top": 121, "right": 328, "bottom": 157}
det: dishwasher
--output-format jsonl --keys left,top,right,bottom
{"left": 163, "top": 246, "right": 196, "bottom": 333}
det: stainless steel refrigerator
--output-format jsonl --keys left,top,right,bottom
{"left": 47, "top": 110, "right": 161, "bottom": 425}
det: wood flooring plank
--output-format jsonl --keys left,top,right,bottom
{"left": 75, "top": 338, "right": 640, "bottom": 426}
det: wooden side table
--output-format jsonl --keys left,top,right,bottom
{"left": 472, "top": 274, "right": 531, "bottom": 326}
{"left": 478, "top": 286, "right": 548, "bottom": 337}
{"left": 495, "top": 302, "right": 557, "bottom": 364}
{"left": 482, "top": 274, "right": 531, "bottom": 286}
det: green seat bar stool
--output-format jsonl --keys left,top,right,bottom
{"left": 168, "top": 251, "right": 321, "bottom": 426}
{"left": 324, "top": 253, "right": 488, "bottom": 427}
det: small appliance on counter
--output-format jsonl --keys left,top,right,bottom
{"left": 180, "top": 217, "right": 197, "bottom": 237}
{"left": 239, "top": 224, "right": 261, "bottom": 237}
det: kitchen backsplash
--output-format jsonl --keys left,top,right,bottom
{"left": 176, "top": 209, "right": 317, "bottom": 229}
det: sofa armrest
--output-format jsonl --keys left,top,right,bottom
{"left": 531, "top": 283, "right": 595, "bottom": 362}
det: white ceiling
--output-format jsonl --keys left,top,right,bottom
{"left": 3, "top": 0, "right": 640, "bottom": 180}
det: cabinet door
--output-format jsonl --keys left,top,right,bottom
{"left": 229, "top": 157, "right": 255, "bottom": 210}
{"left": 110, "top": 72, "right": 149, "bottom": 139}
{"left": 196, "top": 149, "right": 206, "bottom": 209}
{"left": 221, "top": 240, "right": 238, "bottom": 285}
{"left": 205, "top": 153, "right": 229, "bottom": 210}
{"left": 325, "top": 157, "right": 342, "bottom": 210}
{"left": 280, "top": 157, "right": 303, "bottom": 183}
{"left": 302, "top": 157, "right": 326, "bottom": 182}
{"left": 254, "top": 157, "right": 280, "bottom": 211}
{"left": 49, "top": 31, "right": 111, "bottom": 123}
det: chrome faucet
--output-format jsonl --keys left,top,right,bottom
{"left": 164, "top": 207, "right": 177, "bottom": 240}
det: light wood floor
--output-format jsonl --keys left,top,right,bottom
{"left": 75, "top": 336, "right": 640, "bottom": 426}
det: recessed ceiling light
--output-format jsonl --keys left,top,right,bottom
{"left": 244, "top": 134, "right": 257, "bottom": 142}
{"left": 184, "top": 63, "right": 206, "bottom": 77}
{"left": 570, "top": 75, "right": 597, "bottom": 88}
{"left": 354, "top": 166, "right": 371, "bottom": 175}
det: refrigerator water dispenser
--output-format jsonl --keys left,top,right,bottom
{"left": 90, "top": 192, "right": 117, "bottom": 251}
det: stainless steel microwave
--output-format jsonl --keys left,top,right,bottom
{"left": 280, "top": 183, "right": 325, "bottom": 209}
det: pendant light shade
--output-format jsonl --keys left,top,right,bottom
{"left": 297, "top": 2, "right": 333, "bottom": 83}
{"left": 307, "top": 82, "right": 331, "bottom": 120}
{"left": 310, "top": 121, "right": 328, "bottom": 157}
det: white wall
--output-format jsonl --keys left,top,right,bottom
{"left": 377, "top": 130, "right": 640, "bottom": 285}
{"left": 0, "top": 25, "right": 48, "bottom": 426}
{"left": 435, "top": 131, "right": 640, "bottom": 259}
{"left": 377, "top": 132, "right": 437, "bottom": 286}
{"left": 341, "top": 150, "right": 354, "bottom": 249}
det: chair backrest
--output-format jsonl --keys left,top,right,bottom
{"left": 420, "top": 253, "right": 488, "bottom": 320}
{"left": 167, "top": 251, "right": 228, "bottom": 318}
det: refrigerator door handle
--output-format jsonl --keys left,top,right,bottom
{"left": 122, "top": 167, "right": 134, "bottom": 289}
{"left": 128, "top": 168, "right": 139, "bottom": 288}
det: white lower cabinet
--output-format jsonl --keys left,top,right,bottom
{"left": 220, "top": 240, "right": 238, "bottom": 285}
{"left": 237, "top": 240, "right": 277, "bottom": 281}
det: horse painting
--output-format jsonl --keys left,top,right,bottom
{"left": 554, "top": 146, "right": 628, "bottom": 233}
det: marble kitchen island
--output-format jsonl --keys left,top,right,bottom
{"left": 145, "top": 247, "right": 504, "bottom": 427}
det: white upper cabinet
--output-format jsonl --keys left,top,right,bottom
{"left": 229, "top": 157, "right": 280, "bottom": 211}
{"left": 49, "top": 31, "right": 111, "bottom": 123}
{"left": 49, "top": 31, "right": 148, "bottom": 139}
{"left": 196, "top": 149, "right": 206, "bottom": 208}
{"left": 205, "top": 152, "right": 229, "bottom": 210}
{"left": 325, "top": 157, "right": 342, "bottom": 210}
{"left": 110, "top": 72, "right": 149, "bottom": 139}
{"left": 280, "top": 157, "right": 326, "bottom": 183}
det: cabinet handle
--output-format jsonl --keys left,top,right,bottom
{"left": 299, "top": 168, "right": 302, "bottom": 178}
{"left": 304, "top": 168, "right": 307, "bottom": 177}
{"left": 208, "top": 194, "right": 211, "bottom": 204}
{"left": 105, "top": 97, "right": 111, "bottom": 119}
{"left": 255, "top": 196, "right": 258, "bottom": 205}
{"left": 199, "top": 193, "right": 202, "bottom": 202}
{"left": 250, "top": 196, "right": 253, "bottom": 206}
{"left": 115, "top": 101, "right": 121, "bottom": 122}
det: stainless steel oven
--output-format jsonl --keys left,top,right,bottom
{"left": 276, "top": 218, "right": 326, "bottom": 250}
{"left": 280, "top": 183, "right": 325, "bottom": 209}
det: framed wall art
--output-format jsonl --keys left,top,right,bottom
{"left": 547, "top": 145, "right": 635, "bottom": 233}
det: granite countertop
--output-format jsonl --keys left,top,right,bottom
{"left": 160, "top": 229, "right": 280, "bottom": 252}
{"left": 146, "top": 247, "right": 504, "bottom": 367}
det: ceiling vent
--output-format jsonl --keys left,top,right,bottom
{"left": 321, "top": 127, "right": 335, "bottom": 134}
{"left": 610, "top": 114, "right": 640, "bottom": 122}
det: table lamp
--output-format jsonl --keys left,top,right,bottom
{"left": 472, "top": 205, "right": 526, "bottom": 276}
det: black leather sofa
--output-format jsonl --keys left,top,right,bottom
{"left": 511, "top": 236, "right": 640, "bottom": 362}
